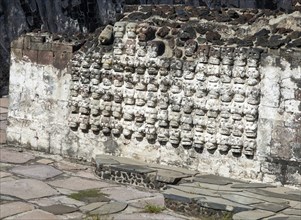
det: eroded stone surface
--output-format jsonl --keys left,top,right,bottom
{"left": 0, "top": 202, "right": 35, "bottom": 219}
{"left": 251, "top": 203, "right": 290, "bottom": 212}
{"left": 79, "top": 202, "right": 107, "bottom": 213}
{"left": 281, "top": 208, "right": 301, "bottom": 216}
{"left": 89, "top": 202, "right": 128, "bottom": 215}
{"left": 3, "top": 209, "right": 59, "bottom": 220}
{"left": 48, "top": 176, "right": 114, "bottom": 190}
{"left": 0, "top": 149, "right": 35, "bottom": 164}
{"left": 233, "top": 210, "right": 275, "bottom": 220}
{"left": 197, "top": 196, "right": 254, "bottom": 212}
{"left": 113, "top": 212, "right": 186, "bottom": 220}
{"left": 0, "top": 179, "right": 58, "bottom": 200}
{"left": 163, "top": 188, "right": 204, "bottom": 203}
{"left": 220, "top": 193, "right": 263, "bottom": 205}
{"left": 40, "top": 204, "right": 78, "bottom": 215}
{"left": 168, "top": 185, "right": 217, "bottom": 197}
{"left": 29, "top": 196, "right": 85, "bottom": 207}
{"left": 231, "top": 183, "right": 276, "bottom": 189}
{"left": 101, "top": 186, "right": 157, "bottom": 202}
{"left": 10, "top": 164, "right": 62, "bottom": 180}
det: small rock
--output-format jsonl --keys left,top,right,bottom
{"left": 174, "top": 48, "right": 183, "bottom": 58}
{"left": 157, "top": 26, "right": 170, "bottom": 38}
{"left": 227, "top": 10, "right": 239, "bottom": 18}
{"left": 255, "top": 29, "right": 271, "bottom": 37}
{"left": 206, "top": 31, "right": 221, "bottom": 42}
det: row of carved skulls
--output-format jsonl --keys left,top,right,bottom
{"left": 97, "top": 22, "right": 261, "bottom": 66}
{"left": 72, "top": 61, "right": 261, "bottom": 88}
{"left": 68, "top": 113, "right": 256, "bottom": 155}
{"left": 70, "top": 74, "right": 261, "bottom": 102}
{"left": 69, "top": 92, "right": 259, "bottom": 120}
{"left": 69, "top": 110, "right": 257, "bottom": 135}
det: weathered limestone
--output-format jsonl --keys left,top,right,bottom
{"left": 6, "top": 7, "right": 301, "bottom": 186}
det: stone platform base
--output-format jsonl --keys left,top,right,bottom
{"left": 94, "top": 154, "right": 301, "bottom": 219}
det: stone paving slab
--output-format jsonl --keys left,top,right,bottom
{"left": 40, "top": 204, "right": 79, "bottom": 215}
{"left": 127, "top": 194, "right": 165, "bottom": 209}
{"left": 0, "top": 171, "right": 11, "bottom": 178}
{"left": 181, "top": 182, "right": 244, "bottom": 192}
{"left": 194, "top": 176, "right": 233, "bottom": 185}
{"left": 57, "top": 211, "right": 84, "bottom": 220}
{"left": 111, "top": 164, "right": 156, "bottom": 174}
{"left": 95, "top": 154, "right": 145, "bottom": 166}
{"left": 0, "top": 176, "right": 18, "bottom": 182}
{"left": 0, "top": 195, "right": 19, "bottom": 202}
{"left": 168, "top": 185, "right": 218, "bottom": 197}
{"left": 231, "top": 183, "right": 277, "bottom": 189}
{"left": 54, "top": 160, "right": 89, "bottom": 171}
{"left": 288, "top": 201, "right": 301, "bottom": 210}
{"left": 101, "top": 186, "right": 158, "bottom": 202}
{"left": 48, "top": 176, "right": 115, "bottom": 191}
{"left": 152, "top": 168, "right": 192, "bottom": 183}
{"left": 148, "top": 163, "right": 199, "bottom": 176}
{"left": 0, "top": 179, "right": 59, "bottom": 200}
{"left": 220, "top": 193, "right": 264, "bottom": 205}
{"left": 113, "top": 212, "right": 187, "bottom": 220}
{"left": 10, "top": 164, "right": 62, "bottom": 180}
{"left": 252, "top": 202, "right": 290, "bottom": 212}
{"left": 0, "top": 202, "right": 35, "bottom": 219}
{"left": 36, "top": 158, "right": 54, "bottom": 164}
{"left": 163, "top": 188, "right": 204, "bottom": 203}
{"left": 233, "top": 210, "right": 276, "bottom": 220}
{"left": 3, "top": 209, "right": 60, "bottom": 220}
{"left": 89, "top": 202, "right": 128, "bottom": 215}
{"left": 79, "top": 202, "right": 107, "bottom": 213}
{"left": 0, "top": 148, "right": 35, "bottom": 164}
{"left": 226, "top": 191, "right": 290, "bottom": 204}
{"left": 265, "top": 214, "right": 301, "bottom": 220}
{"left": 247, "top": 189, "right": 301, "bottom": 202}
{"left": 197, "top": 196, "right": 254, "bottom": 213}
{"left": 281, "top": 208, "right": 301, "bottom": 216}
{"left": 29, "top": 195, "right": 85, "bottom": 207}
{"left": 195, "top": 174, "right": 246, "bottom": 183}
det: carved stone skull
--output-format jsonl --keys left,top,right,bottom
{"left": 126, "top": 22, "right": 137, "bottom": 39}
{"left": 113, "top": 22, "right": 126, "bottom": 38}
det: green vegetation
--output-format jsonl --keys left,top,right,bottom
{"left": 144, "top": 204, "right": 166, "bottom": 213}
{"left": 68, "top": 189, "right": 105, "bottom": 201}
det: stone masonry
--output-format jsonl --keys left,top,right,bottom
{"left": 6, "top": 6, "right": 301, "bottom": 186}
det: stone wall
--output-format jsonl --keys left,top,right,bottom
{"left": 7, "top": 7, "right": 301, "bottom": 186}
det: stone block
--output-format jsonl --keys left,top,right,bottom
{"left": 53, "top": 51, "right": 72, "bottom": 70}
{"left": 11, "top": 37, "right": 24, "bottom": 49}
{"left": 23, "top": 35, "right": 32, "bottom": 50}
{"left": 52, "top": 43, "right": 73, "bottom": 53}
{"left": 38, "top": 50, "right": 54, "bottom": 65}
{"left": 11, "top": 48, "right": 23, "bottom": 60}
{"left": 31, "top": 42, "right": 52, "bottom": 51}
{"left": 23, "top": 49, "right": 38, "bottom": 63}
